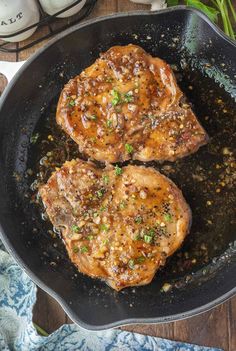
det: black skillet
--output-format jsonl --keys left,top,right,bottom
{"left": 0, "top": 6, "right": 235, "bottom": 330}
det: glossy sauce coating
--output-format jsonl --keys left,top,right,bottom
{"left": 57, "top": 44, "right": 208, "bottom": 163}
{"left": 39, "top": 160, "right": 191, "bottom": 290}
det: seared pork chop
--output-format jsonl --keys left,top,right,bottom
{"left": 39, "top": 159, "right": 191, "bottom": 290}
{"left": 57, "top": 44, "right": 208, "bottom": 163}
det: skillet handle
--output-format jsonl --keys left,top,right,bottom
{"left": 0, "top": 61, "right": 25, "bottom": 83}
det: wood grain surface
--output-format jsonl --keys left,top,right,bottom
{"left": 0, "top": 1, "right": 235, "bottom": 350}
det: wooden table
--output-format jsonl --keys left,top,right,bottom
{"left": 0, "top": 1, "right": 235, "bottom": 350}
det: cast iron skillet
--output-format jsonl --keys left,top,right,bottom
{"left": 0, "top": 6, "right": 235, "bottom": 330}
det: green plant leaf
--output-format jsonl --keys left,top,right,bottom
{"left": 227, "top": 0, "right": 236, "bottom": 22}
{"left": 33, "top": 323, "right": 49, "bottom": 337}
{"left": 167, "top": 0, "right": 179, "bottom": 5}
{"left": 186, "top": 0, "right": 219, "bottom": 22}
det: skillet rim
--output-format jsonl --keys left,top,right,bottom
{"left": 0, "top": 6, "right": 236, "bottom": 330}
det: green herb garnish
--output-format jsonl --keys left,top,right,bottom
{"left": 136, "top": 256, "right": 145, "bottom": 264}
{"left": 73, "top": 246, "right": 79, "bottom": 253}
{"left": 96, "top": 188, "right": 105, "bottom": 198}
{"left": 148, "top": 228, "right": 156, "bottom": 237}
{"left": 128, "top": 256, "right": 145, "bottom": 269}
{"left": 100, "top": 205, "right": 107, "bottom": 212}
{"left": 87, "top": 235, "right": 94, "bottom": 241}
{"left": 134, "top": 216, "right": 143, "bottom": 224}
{"left": 124, "top": 92, "right": 134, "bottom": 103}
{"left": 134, "top": 234, "right": 141, "bottom": 241}
{"left": 68, "top": 99, "right": 76, "bottom": 107}
{"left": 111, "top": 89, "right": 122, "bottom": 106}
{"left": 144, "top": 235, "right": 153, "bottom": 244}
{"left": 111, "top": 89, "right": 135, "bottom": 106}
{"left": 143, "top": 228, "right": 155, "bottom": 244}
{"left": 100, "top": 224, "right": 109, "bottom": 232}
{"left": 119, "top": 200, "right": 127, "bottom": 210}
{"left": 102, "top": 239, "right": 109, "bottom": 245}
{"left": 90, "top": 114, "right": 97, "bottom": 121}
{"left": 30, "top": 133, "right": 40, "bottom": 144}
{"left": 128, "top": 259, "right": 135, "bottom": 269}
{"left": 125, "top": 143, "right": 134, "bottom": 154}
{"left": 71, "top": 225, "right": 80, "bottom": 233}
{"left": 106, "top": 120, "right": 112, "bottom": 128}
{"left": 102, "top": 175, "right": 109, "bottom": 185}
{"left": 164, "top": 213, "right": 172, "bottom": 222}
{"left": 80, "top": 246, "right": 88, "bottom": 253}
{"left": 115, "top": 165, "right": 123, "bottom": 176}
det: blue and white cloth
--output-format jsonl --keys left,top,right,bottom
{"left": 0, "top": 240, "right": 222, "bottom": 351}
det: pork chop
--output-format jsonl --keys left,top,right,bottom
{"left": 56, "top": 44, "right": 208, "bottom": 163}
{"left": 39, "top": 159, "right": 191, "bottom": 290}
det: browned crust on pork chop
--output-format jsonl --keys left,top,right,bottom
{"left": 39, "top": 159, "right": 191, "bottom": 290}
{"left": 56, "top": 44, "right": 208, "bottom": 163}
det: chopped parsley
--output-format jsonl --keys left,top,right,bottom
{"left": 136, "top": 256, "right": 145, "bottom": 264}
{"left": 106, "top": 119, "right": 112, "bottom": 128}
{"left": 119, "top": 200, "right": 127, "bottom": 210}
{"left": 134, "top": 234, "right": 141, "bottom": 241}
{"left": 124, "top": 92, "right": 134, "bottom": 103}
{"left": 125, "top": 143, "right": 134, "bottom": 154}
{"left": 111, "top": 89, "right": 122, "bottom": 106}
{"left": 144, "top": 235, "right": 153, "bottom": 244}
{"left": 128, "top": 256, "right": 145, "bottom": 269}
{"left": 71, "top": 225, "right": 80, "bottom": 233}
{"left": 142, "top": 228, "right": 156, "bottom": 244}
{"left": 102, "top": 239, "right": 109, "bottom": 245}
{"left": 100, "top": 205, "right": 107, "bottom": 212}
{"left": 164, "top": 213, "right": 172, "bottom": 222}
{"left": 80, "top": 246, "right": 88, "bottom": 253}
{"left": 73, "top": 246, "right": 79, "bottom": 253}
{"left": 30, "top": 133, "right": 40, "bottom": 144}
{"left": 111, "top": 89, "right": 134, "bottom": 106}
{"left": 115, "top": 165, "right": 123, "bottom": 176}
{"left": 148, "top": 228, "right": 156, "bottom": 237}
{"left": 90, "top": 114, "right": 97, "bottom": 121}
{"left": 68, "top": 99, "right": 76, "bottom": 107}
{"left": 96, "top": 188, "right": 105, "bottom": 198}
{"left": 100, "top": 224, "right": 109, "bottom": 232}
{"left": 87, "top": 235, "right": 94, "bottom": 241}
{"left": 128, "top": 259, "right": 135, "bottom": 269}
{"left": 102, "top": 175, "right": 109, "bottom": 185}
{"left": 134, "top": 216, "right": 143, "bottom": 224}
